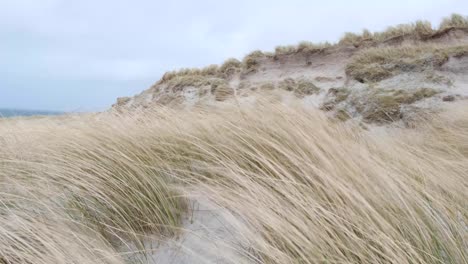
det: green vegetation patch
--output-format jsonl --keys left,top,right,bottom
{"left": 357, "top": 88, "right": 439, "bottom": 123}
{"left": 278, "top": 78, "right": 321, "bottom": 97}
{"left": 294, "top": 80, "right": 320, "bottom": 97}
{"left": 321, "top": 87, "right": 439, "bottom": 124}
{"left": 346, "top": 45, "right": 468, "bottom": 83}
{"left": 320, "top": 87, "right": 351, "bottom": 111}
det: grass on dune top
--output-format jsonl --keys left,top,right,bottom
{"left": 153, "top": 14, "right": 468, "bottom": 84}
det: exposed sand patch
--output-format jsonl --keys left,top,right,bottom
{"left": 124, "top": 194, "right": 251, "bottom": 264}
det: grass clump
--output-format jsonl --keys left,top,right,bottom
{"left": 278, "top": 78, "right": 320, "bottom": 97}
{"left": 166, "top": 75, "right": 230, "bottom": 94}
{"left": 57, "top": 123, "right": 189, "bottom": 240}
{"left": 446, "top": 45, "right": 468, "bottom": 58}
{"left": 219, "top": 58, "right": 242, "bottom": 76}
{"left": 338, "top": 14, "right": 467, "bottom": 46}
{"left": 439, "top": 13, "right": 468, "bottom": 30}
{"left": 278, "top": 78, "right": 296, "bottom": 91}
{"left": 339, "top": 32, "right": 365, "bottom": 46}
{"left": 200, "top": 64, "right": 219, "bottom": 76}
{"left": 242, "top": 50, "right": 265, "bottom": 72}
{"left": 414, "top": 20, "right": 435, "bottom": 37}
{"left": 335, "top": 109, "right": 352, "bottom": 121}
{"left": 374, "top": 21, "right": 434, "bottom": 41}
{"left": 166, "top": 75, "right": 211, "bottom": 92}
{"left": 322, "top": 87, "right": 439, "bottom": 123}
{"left": 358, "top": 88, "right": 439, "bottom": 123}
{"left": 294, "top": 79, "right": 320, "bottom": 97}
{"left": 274, "top": 45, "right": 297, "bottom": 56}
{"left": 274, "top": 42, "right": 331, "bottom": 57}
{"left": 346, "top": 45, "right": 468, "bottom": 82}
{"left": 297, "top": 41, "right": 331, "bottom": 53}
{"left": 321, "top": 87, "right": 351, "bottom": 111}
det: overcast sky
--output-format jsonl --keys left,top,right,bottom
{"left": 1, "top": 0, "right": 466, "bottom": 111}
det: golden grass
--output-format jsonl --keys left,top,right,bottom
{"left": 0, "top": 114, "right": 188, "bottom": 263}
{"left": 339, "top": 14, "right": 468, "bottom": 46}
{"left": 190, "top": 103, "right": 467, "bottom": 263}
{"left": 275, "top": 42, "right": 332, "bottom": 56}
{"left": 219, "top": 58, "right": 242, "bottom": 76}
{"left": 340, "top": 24, "right": 428, "bottom": 46}
{"left": 1, "top": 102, "right": 467, "bottom": 263}
{"left": 440, "top": 14, "right": 468, "bottom": 30}
{"left": 242, "top": 50, "right": 265, "bottom": 72}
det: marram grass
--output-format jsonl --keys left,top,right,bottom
{"left": 0, "top": 102, "right": 466, "bottom": 263}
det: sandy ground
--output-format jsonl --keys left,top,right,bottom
{"left": 124, "top": 194, "right": 251, "bottom": 264}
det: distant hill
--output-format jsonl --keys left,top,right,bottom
{"left": 0, "top": 108, "right": 63, "bottom": 118}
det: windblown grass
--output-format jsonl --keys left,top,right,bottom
{"left": 242, "top": 50, "right": 265, "bottom": 72}
{"left": 440, "top": 13, "right": 468, "bottom": 30}
{"left": 219, "top": 58, "right": 242, "bottom": 77}
{"left": 339, "top": 13, "right": 468, "bottom": 46}
{"left": 0, "top": 115, "right": 188, "bottom": 263}
{"left": 0, "top": 101, "right": 467, "bottom": 263}
{"left": 340, "top": 20, "right": 434, "bottom": 46}
{"left": 274, "top": 42, "right": 331, "bottom": 56}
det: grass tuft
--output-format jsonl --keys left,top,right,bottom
{"left": 439, "top": 13, "right": 468, "bottom": 30}
{"left": 278, "top": 78, "right": 320, "bottom": 97}
{"left": 219, "top": 58, "right": 242, "bottom": 76}
{"left": 357, "top": 88, "right": 439, "bottom": 123}
{"left": 346, "top": 44, "right": 468, "bottom": 82}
